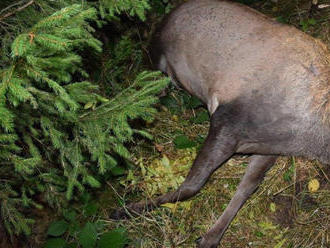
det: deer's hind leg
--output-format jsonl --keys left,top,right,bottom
{"left": 196, "top": 155, "right": 278, "bottom": 248}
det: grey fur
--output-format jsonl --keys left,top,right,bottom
{"left": 112, "top": 1, "right": 330, "bottom": 247}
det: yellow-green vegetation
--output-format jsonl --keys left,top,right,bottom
{"left": 104, "top": 100, "right": 329, "bottom": 247}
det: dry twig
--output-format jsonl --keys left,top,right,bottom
{"left": 0, "top": 0, "right": 34, "bottom": 22}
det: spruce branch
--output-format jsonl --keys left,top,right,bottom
{"left": 0, "top": 0, "right": 169, "bottom": 239}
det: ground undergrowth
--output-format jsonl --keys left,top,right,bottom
{"left": 103, "top": 90, "right": 329, "bottom": 248}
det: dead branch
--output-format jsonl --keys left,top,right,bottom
{"left": 0, "top": 0, "right": 34, "bottom": 22}
{"left": 0, "top": 0, "right": 26, "bottom": 15}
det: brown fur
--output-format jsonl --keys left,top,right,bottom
{"left": 276, "top": 29, "right": 330, "bottom": 123}
{"left": 309, "top": 40, "right": 330, "bottom": 123}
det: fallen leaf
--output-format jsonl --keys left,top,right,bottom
{"left": 308, "top": 179, "right": 320, "bottom": 192}
{"left": 270, "top": 202, "right": 276, "bottom": 212}
{"left": 155, "top": 143, "right": 164, "bottom": 152}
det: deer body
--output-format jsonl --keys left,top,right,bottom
{"left": 113, "top": 1, "right": 330, "bottom": 247}
{"left": 151, "top": 0, "right": 330, "bottom": 162}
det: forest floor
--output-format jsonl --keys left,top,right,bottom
{"left": 104, "top": 96, "right": 330, "bottom": 248}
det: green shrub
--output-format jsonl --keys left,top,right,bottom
{"left": 0, "top": 0, "right": 169, "bottom": 238}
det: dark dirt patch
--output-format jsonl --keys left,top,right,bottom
{"left": 272, "top": 195, "right": 294, "bottom": 227}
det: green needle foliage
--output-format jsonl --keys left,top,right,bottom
{"left": 0, "top": 0, "right": 169, "bottom": 238}
{"left": 99, "top": 0, "right": 150, "bottom": 20}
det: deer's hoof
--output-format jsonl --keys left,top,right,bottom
{"left": 195, "top": 237, "right": 218, "bottom": 248}
{"left": 195, "top": 237, "right": 203, "bottom": 247}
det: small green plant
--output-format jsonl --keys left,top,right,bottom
{"left": 160, "top": 90, "right": 203, "bottom": 114}
{"left": 174, "top": 135, "right": 197, "bottom": 149}
{"left": 45, "top": 194, "right": 128, "bottom": 248}
{"left": 276, "top": 16, "right": 289, "bottom": 24}
{"left": 191, "top": 110, "right": 209, "bottom": 124}
{"left": 283, "top": 157, "right": 296, "bottom": 182}
{"left": 300, "top": 18, "right": 317, "bottom": 32}
{"left": 45, "top": 218, "right": 127, "bottom": 248}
